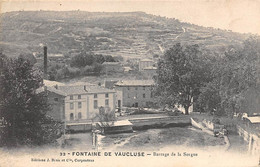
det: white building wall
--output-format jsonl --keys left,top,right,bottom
{"left": 64, "top": 94, "right": 88, "bottom": 121}
{"left": 64, "top": 92, "right": 117, "bottom": 121}
{"left": 139, "top": 61, "right": 153, "bottom": 71}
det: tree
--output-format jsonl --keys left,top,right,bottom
{"left": 0, "top": 54, "right": 59, "bottom": 146}
{"left": 198, "top": 37, "right": 259, "bottom": 117}
{"left": 154, "top": 43, "right": 211, "bottom": 115}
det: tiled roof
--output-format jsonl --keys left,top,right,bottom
{"left": 115, "top": 80, "right": 154, "bottom": 86}
{"left": 140, "top": 59, "right": 153, "bottom": 62}
{"left": 65, "top": 82, "right": 95, "bottom": 86}
{"left": 43, "top": 80, "right": 65, "bottom": 87}
{"left": 245, "top": 116, "right": 260, "bottom": 124}
{"left": 58, "top": 85, "right": 116, "bottom": 95}
{"left": 143, "top": 66, "right": 157, "bottom": 70}
{"left": 102, "top": 62, "right": 120, "bottom": 65}
{"left": 36, "top": 86, "right": 66, "bottom": 96}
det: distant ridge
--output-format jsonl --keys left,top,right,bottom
{"left": 0, "top": 11, "right": 251, "bottom": 58}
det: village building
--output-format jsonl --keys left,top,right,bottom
{"left": 139, "top": 59, "right": 154, "bottom": 71}
{"left": 37, "top": 86, "right": 66, "bottom": 121}
{"left": 143, "top": 66, "right": 157, "bottom": 78}
{"left": 38, "top": 81, "right": 122, "bottom": 122}
{"left": 114, "top": 80, "right": 155, "bottom": 108}
{"left": 102, "top": 62, "right": 124, "bottom": 73}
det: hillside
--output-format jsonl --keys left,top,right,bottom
{"left": 0, "top": 11, "right": 250, "bottom": 59}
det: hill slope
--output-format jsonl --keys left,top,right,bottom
{"left": 0, "top": 11, "right": 250, "bottom": 58}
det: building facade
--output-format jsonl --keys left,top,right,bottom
{"left": 102, "top": 62, "right": 124, "bottom": 73}
{"left": 115, "top": 80, "right": 155, "bottom": 108}
{"left": 41, "top": 81, "right": 122, "bottom": 122}
{"left": 139, "top": 59, "right": 154, "bottom": 71}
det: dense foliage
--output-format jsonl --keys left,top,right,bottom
{"left": 155, "top": 37, "right": 259, "bottom": 116}
{"left": 154, "top": 43, "right": 211, "bottom": 115}
{"left": 0, "top": 54, "right": 62, "bottom": 146}
{"left": 70, "top": 53, "right": 117, "bottom": 68}
{"left": 198, "top": 37, "right": 259, "bottom": 116}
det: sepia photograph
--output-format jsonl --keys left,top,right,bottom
{"left": 0, "top": 0, "right": 259, "bottom": 166}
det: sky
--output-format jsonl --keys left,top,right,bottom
{"left": 1, "top": 0, "right": 260, "bottom": 35}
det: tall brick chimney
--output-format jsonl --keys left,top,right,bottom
{"left": 43, "top": 46, "right": 47, "bottom": 79}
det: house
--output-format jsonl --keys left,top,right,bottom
{"left": 38, "top": 81, "right": 122, "bottom": 122}
{"left": 104, "top": 79, "right": 119, "bottom": 89}
{"left": 123, "top": 66, "right": 133, "bottom": 73}
{"left": 57, "top": 84, "right": 119, "bottom": 121}
{"left": 102, "top": 62, "right": 123, "bottom": 73}
{"left": 139, "top": 59, "right": 154, "bottom": 71}
{"left": 114, "top": 80, "right": 155, "bottom": 108}
{"left": 143, "top": 66, "right": 157, "bottom": 78}
{"left": 36, "top": 86, "right": 66, "bottom": 121}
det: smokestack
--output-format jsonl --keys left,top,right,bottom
{"left": 43, "top": 46, "right": 47, "bottom": 79}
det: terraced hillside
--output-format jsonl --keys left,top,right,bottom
{"left": 0, "top": 11, "right": 250, "bottom": 58}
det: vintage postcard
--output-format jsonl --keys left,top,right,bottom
{"left": 0, "top": 0, "right": 259, "bottom": 166}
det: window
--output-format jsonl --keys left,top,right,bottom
{"left": 78, "top": 112, "right": 82, "bottom": 119}
{"left": 94, "top": 94, "right": 98, "bottom": 98}
{"left": 128, "top": 93, "right": 130, "bottom": 98}
{"left": 54, "top": 97, "right": 59, "bottom": 102}
{"left": 135, "top": 87, "right": 138, "bottom": 90}
{"left": 78, "top": 95, "right": 81, "bottom": 99}
{"left": 143, "top": 93, "right": 146, "bottom": 98}
{"left": 70, "top": 103, "right": 74, "bottom": 110}
{"left": 105, "top": 93, "right": 109, "bottom": 98}
{"left": 94, "top": 100, "right": 98, "bottom": 109}
{"left": 127, "top": 86, "right": 130, "bottom": 90}
{"left": 105, "top": 99, "right": 109, "bottom": 106}
{"left": 78, "top": 102, "right": 82, "bottom": 109}
{"left": 70, "top": 95, "right": 73, "bottom": 100}
{"left": 70, "top": 113, "right": 74, "bottom": 120}
{"left": 143, "top": 86, "right": 145, "bottom": 90}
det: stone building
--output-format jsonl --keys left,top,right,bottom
{"left": 115, "top": 80, "right": 155, "bottom": 108}
{"left": 139, "top": 59, "right": 154, "bottom": 71}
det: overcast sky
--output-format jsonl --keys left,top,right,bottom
{"left": 1, "top": 0, "right": 260, "bottom": 35}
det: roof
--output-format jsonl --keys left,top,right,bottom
{"left": 36, "top": 86, "right": 66, "bottom": 96}
{"left": 140, "top": 59, "right": 153, "bottom": 62}
{"left": 43, "top": 80, "right": 65, "bottom": 87}
{"left": 48, "top": 54, "right": 64, "bottom": 58}
{"left": 97, "top": 120, "right": 133, "bottom": 127}
{"left": 65, "top": 82, "right": 95, "bottom": 86}
{"left": 102, "top": 62, "right": 120, "bottom": 65}
{"left": 143, "top": 66, "right": 157, "bottom": 70}
{"left": 245, "top": 116, "right": 260, "bottom": 124}
{"left": 58, "top": 85, "right": 116, "bottom": 95}
{"left": 115, "top": 80, "right": 154, "bottom": 86}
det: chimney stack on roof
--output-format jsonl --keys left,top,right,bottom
{"left": 84, "top": 85, "right": 87, "bottom": 92}
{"left": 54, "top": 84, "right": 58, "bottom": 89}
{"left": 43, "top": 46, "right": 48, "bottom": 79}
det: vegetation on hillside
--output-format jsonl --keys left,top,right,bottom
{"left": 0, "top": 11, "right": 250, "bottom": 58}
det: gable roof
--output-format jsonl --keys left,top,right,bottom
{"left": 43, "top": 80, "right": 65, "bottom": 87}
{"left": 140, "top": 59, "right": 153, "bottom": 62}
{"left": 102, "top": 62, "right": 120, "bottom": 65}
{"left": 57, "top": 85, "right": 116, "bottom": 95}
{"left": 115, "top": 80, "right": 154, "bottom": 86}
{"left": 36, "top": 86, "right": 66, "bottom": 96}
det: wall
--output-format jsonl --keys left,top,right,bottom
{"left": 115, "top": 85, "right": 154, "bottom": 107}
{"left": 237, "top": 125, "right": 260, "bottom": 155}
{"left": 87, "top": 92, "right": 116, "bottom": 119}
{"left": 64, "top": 92, "right": 117, "bottom": 121}
{"left": 103, "top": 64, "right": 124, "bottom": 73}
{"left": 47, "top": 91, "right": 65, "bottom": 121}
{"left": 65, "top": 94, "right": 88, "bottom": 121}
{"left": 139, "top": 61, "right": 153, "bottom": 71}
